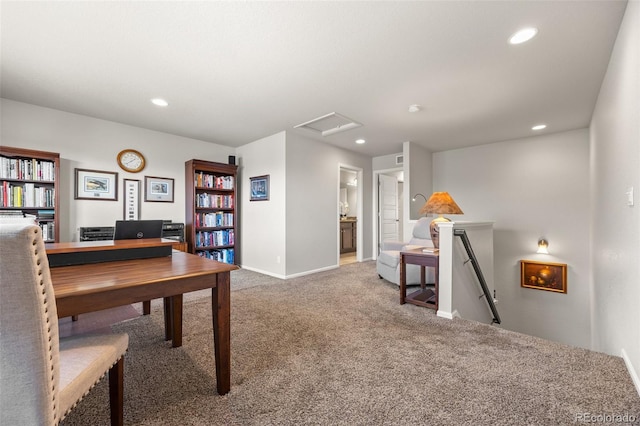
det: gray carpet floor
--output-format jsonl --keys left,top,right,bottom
{"left": 61, "top": 261, "right": 640, "bottom": 425}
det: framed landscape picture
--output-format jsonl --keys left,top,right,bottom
{"left": 74, "top": 168, "right": 118, "bottom": 201}
{"left": 520, "top": 260, "right": 567, "bottom": 293}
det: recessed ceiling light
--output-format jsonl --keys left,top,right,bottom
{"left": 532, "top": 124, "right": 547, "bottom": 131}
{"left": 355, "top": 139, "right": 366, "bottom": 144}
{"left": 509, "top": 27, "right": 538, "bottom": 45}
{"left": 151, "top": 98, "right": 169, "bottom": 107}
{"left": 408, "top": 104, "right": 422, "bottom": 113}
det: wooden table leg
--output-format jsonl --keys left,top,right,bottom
{"left": 212, "top": 271, "right": 231, "bottom": 395}
{"left": 163, "top": 297, "right": 172, "bottom": 341}
{"left": 434, "top": 260, "right": 439, "bottom": 311}
{"left": 170, "top": 294, "right": 183, "bottom": 348}
{"left": 400, "top": 254, "right": 407, "bottom": 304}
{"left": 143, "top": 300, "right": 151, "bottom": 315}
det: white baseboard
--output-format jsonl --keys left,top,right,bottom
{"left": 285, "top": 264, "right": 338, "bottom": 279}
{"left": 437, "top": 309, "right": 463, "bottom": 321}
{"left": 239, "top": 264, "right": 338, "bottom": 280}
{"left": 621, "top": 348, "right": 640, "bottom": 397}
{"left": 239, "top": 265, "right": 286, "bottom": 280}
{"left": 437, "top": 310, "right": 454, "bottom": 320}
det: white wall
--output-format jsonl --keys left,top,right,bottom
{"left": 372, "top": 152, "right": 402, "bottom": 170}
{"left": 1, "top": 99, "right": 235, "bottom": 241}
{"left": 433, "top": 129, "right": 591, "bottom": 349}
{"left": 235, "top": 131, "right": 287, "bottom": 277}
{"left": 590, "top": 0, "right": 640, "bottom": 389}
{"left": 405, "top": 142, "right": 432, "bottom": 223}
{"left": 285, "top": 132, "right": 372, "bottom": 276}
{"left": 451, "top": 222, "right": 495, "bottom": 324}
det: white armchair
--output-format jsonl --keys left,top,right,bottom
{"left": 377, "top": 217, "right": 436, "bottom": 286}
{"left": 0, "top": 223, "right": 129, "bottom": 425}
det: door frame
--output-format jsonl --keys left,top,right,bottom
{"left": 337, "top": 164, "right": 363, "bottom": 265}
{"left": 372, "top": 167, "right": 403, "bottom": 260}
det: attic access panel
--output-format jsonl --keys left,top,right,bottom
{"left": 294, "top": 112, "right": 362, "bottom": 137}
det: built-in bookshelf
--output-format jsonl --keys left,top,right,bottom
{"left": 0, "top": 146, "right": 60, "bottom": 242}
{"left": 185, "top": 159, "right": 237, "bottom": 265}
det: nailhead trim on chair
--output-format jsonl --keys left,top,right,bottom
{"left": 24, "top": 226, "right": 127, "bottom": 425}
{"left": 31, "top": 227, "right": 59, "bottom": 422}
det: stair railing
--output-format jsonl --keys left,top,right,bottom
{"left": 453, "top": 228, "right": 501, "bottom": 324}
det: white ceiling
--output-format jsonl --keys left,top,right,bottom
{"left": 0, "top": 1, "right": 627, "bottom": 157}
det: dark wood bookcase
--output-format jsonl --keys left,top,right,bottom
{"left": 0, "top": 146, "right": 60, "bottom": 242}
{"left": 185, "top": 159, "right": 237, "bottom": 264}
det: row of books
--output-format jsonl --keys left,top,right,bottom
{"left": 1, "top": 156, "right": 56, "bottom": 181}
{"left": 196, "top": 193, "right": 234, "bottom": 209}
{"left": 195, "top": 229, "right": 235, "bottom": 248}
{"left": 195, "top": 212, "right": 234, "bottom": 228}
{"left": 39, "top": 221, "right": 56, "bottom": 242}
{"left": 0, "top": 210, "right": 55, "bottom": 241}
{"left": 1, "top": 182, "right": 55, "bottom": 208}
{"left": 194, "top": 172, "right": 234, "bottom": 190}
{"left": 197, "top": 248, "right": 235, "bottom": 265}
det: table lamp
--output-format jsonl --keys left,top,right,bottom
{"left": 419, "top": 192, "right": 464, "bottom": 249}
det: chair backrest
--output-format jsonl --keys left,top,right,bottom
{"left": 409, "top": 217, "right": 433, "bottom": 246}
{"left": 0, "top": 223, "right": 61, "bottom": 425}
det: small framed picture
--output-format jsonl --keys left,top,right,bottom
{"left": 520, "top": 260, "right": 567, "bottom": 293}
{"left": 74, "top": 168, "right": 118, "bottom": 201}
{"left": 144, "top": 176, "right": 174, "bottom": 202}
{"left": 123, "top": 179, "right": 141, "bottom": 220}
{"left": 250, "top": 175, "right": 269, "bottom": 201}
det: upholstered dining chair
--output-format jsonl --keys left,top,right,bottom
{"left": 0, "top": 223, "right": 129, "bottom": 426}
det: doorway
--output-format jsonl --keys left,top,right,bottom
{"left": 338, "top": 165, "right": 363, "bottom": 266}
{"left": 372, "top": 168, "right": 403, "bottom": 258}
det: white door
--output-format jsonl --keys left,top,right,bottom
{"left": 378, "top": 174, "right": 399, "bottom": 251}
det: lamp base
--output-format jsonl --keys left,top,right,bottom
{"left": 429, "top": 216, "right": 451, "bottom": 249}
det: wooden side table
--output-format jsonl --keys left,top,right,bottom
{"left": 400, "top": 248, "right": 439, "bottom": 310}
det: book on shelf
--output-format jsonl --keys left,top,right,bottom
{"left": 194, "top": 172, "right": 234, "bottom": 190}
{"left": 1, "top": 181, "right": 55, "bottom": 208}
{"left": 196, "top": 193, "right": 234, "bottom": 208}
{"left": 197, "top": 248, "right": 234, "bottom": 264}
{"left": 0, "top": 210, "right": 37, "bottom": 225}
{"left": 196, "top": 212, "right": 233, "bottom": 227}
{"left": 0, "top": 156, "right": 55, "bottom": 181}
{"left": 0, "top": 210, "right": 28, "bottom": 218}
{"left": 195, "top": 229, "right": 235, "bottom": 247}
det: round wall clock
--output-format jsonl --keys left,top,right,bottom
{"left": 117, "top": 149, "right": 146, "bottom": 173}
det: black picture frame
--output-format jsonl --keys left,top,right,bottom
{"left": 250, "top": 175, "right": 269, "bottom": 201}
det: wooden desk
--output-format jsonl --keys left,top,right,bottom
{"left": 49, "top": 251, "right": 238, "bottom": 395}
{"left": 399, "top": 248, "right": 439, "bottom": 310}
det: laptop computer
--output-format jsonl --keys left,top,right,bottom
{"left": 113, "top": 220, "right": 163, "bottom": 240}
